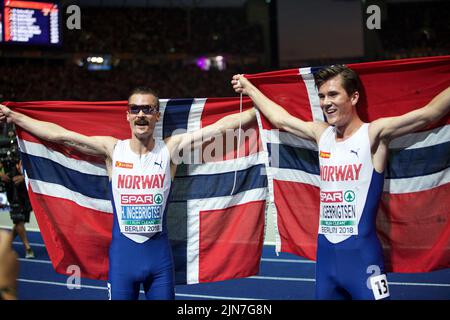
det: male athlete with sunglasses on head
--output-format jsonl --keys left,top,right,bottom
{"left": 0, "top": 87, "right": 256, "bottom": 300}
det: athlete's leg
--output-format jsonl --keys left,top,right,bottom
{"left": 316, "top": 263, "right": 351, "bottom": 300}
{"left": 12, "top": 222, "right": 32, "bottom": 251}
{"left": 108, "top": 277, "right": 140, "bottom": 300}
{"left": 341, "top": 260, "right": 390, "bottom": 300}
{"left": 143, "top": 264, "right": 175, "bottom": 300}
{"left": 338, "top": 237, "right": 390, "bottom": 300}
{"left": 315, "top": 236, "right": 349, "bottom": 300}
{"left": 142, "top": 235, "right": 175, "bottom": 300}
{"left": 108, "top": 237, "right": 142, "bottom": 300}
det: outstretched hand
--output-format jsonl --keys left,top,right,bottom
{"left": 231, "top": 74, "right": 250, "bottom": 95}
{"left": 0, "top": 104, "right": 12, "bottom": 123}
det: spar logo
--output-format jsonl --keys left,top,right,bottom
{"left": 344, "top": 190, "right": 356, "bottom": 202}
{"left": 321, "top": 191, "right": 342, "bottom": 203}
{"left": 154, "top": 194, "right": 163, "bottom": 204}
{"left": 121, "top": 194, "right": 154, "bottom": 205}
{"left": 320, "top": 190, "right": 356, "bottom": 203}
{"left": 121, "top": 193, "right": 164, "bottom": 205}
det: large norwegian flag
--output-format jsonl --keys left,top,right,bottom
{"left": 6, "top": 55, "right": 449, "bottom": 281}
{"left": 9, "top": 98, "right": 267, "bottom": 283}
{"left": 251, "top": 55, "right": 450, "bottom": 272}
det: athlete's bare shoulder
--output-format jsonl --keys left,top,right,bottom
{"left": 312, "top": 121, "right": 331, "bottom": 143}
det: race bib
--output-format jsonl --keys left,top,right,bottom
{"left": 370, "top": 274, "right": 390, "bottom": 300}
{"left": 119, "top": 193, "right": 164, "bottom": 234}
{"left": 319, "top": 189, "right": 358, "bottom": 236}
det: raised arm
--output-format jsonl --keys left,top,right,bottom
{"left": 371, "top": 86, "right": 450, "bottom": 141}
{"left": 0, "top": 104, "right": 116, "bottom": 158}
{"left": 231, "top": 74, "right": 326, "bottom": 142}
{"left": 167, "top": 108, "right": 257, "bottom": 157}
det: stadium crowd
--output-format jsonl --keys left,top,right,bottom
{"left": 0, "top": 2, "right": 449, "bottom": 101}
{"left": 1, "top": 6, "right": 265, "bottom": 101}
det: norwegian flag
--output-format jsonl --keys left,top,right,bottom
{"left": 10, "top": 98, "right": 267, "bottom": 283}
{"left": 251, "top": 55, "right": 450, "bottom": 272}
{"left": 6, "top": 55, "right": 450, "bottom": 283}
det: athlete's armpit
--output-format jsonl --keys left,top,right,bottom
{"left": 62, "top": 139, "right": 105, "bottom": 156}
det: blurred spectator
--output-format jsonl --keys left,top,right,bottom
{"left": 0, "top": 59, "right": 264, "bottom": 101}
{"left": 0, "top": 5, "right": 266, "bottom": 101}
{"left": 0, "top": 151, "right": 35, "bottom": 259}
{"left": 63, "top": 7, "right": 263, "bottom": 56}
{"left": 0, "top": 3, "right": 448, "bottom": 102}
{"left": 0, "top": 229, "right": 18, "bottom": 300}
{"left": 379, "top": 2, "right": 450, "bottom": 60}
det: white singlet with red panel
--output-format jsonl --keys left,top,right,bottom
{"left": 318, "top": 123, "right": 375, "bottom": 244}
{"left": 111, "top": 139, "right": 171, "bottom": 243}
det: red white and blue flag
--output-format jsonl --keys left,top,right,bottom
{"left": 7, "top": 55, "right": 450, "bottom": 283}
{"left": 250, "top": 55, "right": 450, "bottom": 272}
{"left": 10, "top": 98, "right": 267, "bottom": 283}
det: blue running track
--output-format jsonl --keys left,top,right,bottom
{"left": 12, "top": 231, "right": 450, "bottom": 300}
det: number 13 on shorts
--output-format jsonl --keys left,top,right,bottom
{"left": 370, "top": 274, "right": 390, "bottom": 300}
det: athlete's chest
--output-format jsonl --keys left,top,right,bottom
{"left": 111, "top": 143, "right": 170, "bottom": 191}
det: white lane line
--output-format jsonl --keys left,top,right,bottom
{"left": 175, "top": 293, "right": 263, "bottom": 300}
{"left": 18, "top": 258, "right": 52, "bottom": 264}
{"left": 389, "top": 281, "right": 450, "bottom": 287}
{"left": 261, "top": 258, "right": 315, "bottom": 264}
{"left": 10, "top": 240, "right": 312, "bottom": 259}
{"left": 15, "top": 244, "right": 314, "bottom": 264}
{"left": 13, "top": 241, "right": 46, "bottom": 247}
{"left": 17, "top": 258, "right": 450, "bottom": 288}
{"left": 13, "top": 242, "right": 312, "bottom": 263}
{"left": 249, "top": 276, "right": 450, "bottom": 287}
{"left": 17, "top": 278, "right": 261, "bottom": 300}
{"left": 18, "top": 257, "right": 311, "bottom": 266}
{"left": 18, "top": 278, "right": 106, "bottom": 290}
{"left": 250, "top": 276, "right": 316, "bottom": 282}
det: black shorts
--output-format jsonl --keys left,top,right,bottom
{"left": 10, "top": 208, "right": 31, "bottom": 224}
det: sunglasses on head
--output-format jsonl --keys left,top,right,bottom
{"left": 128, "top": 104, "right": 159, "bottom": 115}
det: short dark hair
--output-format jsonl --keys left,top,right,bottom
{"left": 128, "top": 86, "right": 160, "bottom": 108}
{"left": 314, "top": 65, "right": 362, "bottom": 97}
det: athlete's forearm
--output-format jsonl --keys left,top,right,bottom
{"left": 426, "top": 86, "right": 450, "bottom": 122}
{"left": 8, "top": 109, "right": 68, "bottom": 142}
{"left": 175, "top": 108, "right": 256, "bottom": 154}
{"left": 1, "top": 105, "right": 114, "bottom": 158}
{"left": 377, "top": 86, "right": 450, "bottom": 140}
{"left": 215, "top": 108, "right": 256, "bottom": 134}
{"left": 245, "top": 82, "right": 291, "bottom": 129}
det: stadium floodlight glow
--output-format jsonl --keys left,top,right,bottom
{"left": 87, "top": 56, "right": 105, "bottom": 64}
{"left": 195, "top": 55, "right": 226, "bottom": 71}
{"left": 85, "top": 54, "right": 112, "bottom": 71}
{"left": 196, "top": 56, "right": 211, "bottom": 71}
{"left": 215, "top": 55, "right": 226, "bottom": 71}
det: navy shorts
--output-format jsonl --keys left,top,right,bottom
{"left": 108, "top": 231, "right": 175, "bottom": 300}
{"left": 315, "top": 233, "right": 389, "bottom": 300}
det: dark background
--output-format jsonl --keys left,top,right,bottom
{"left": 0, "top": 0, "right": 449, "bottom": 101}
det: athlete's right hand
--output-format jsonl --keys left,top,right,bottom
{"left": 0, "top": 104, "right": 12, "bottom": 123}
{"left": 231, "top": 74, "right": 251, "bottom": 95}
